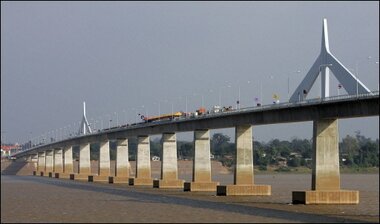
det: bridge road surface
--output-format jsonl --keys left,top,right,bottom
{"left": 1, "top": 174, "right": 379, "bottom": 223}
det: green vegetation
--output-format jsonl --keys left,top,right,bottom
{"left": 86, "top": 131, "right": 378, "bottom": 173}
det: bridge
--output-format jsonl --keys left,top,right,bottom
{"left": 11, "top": 19, "right": 379, "bottom": 205}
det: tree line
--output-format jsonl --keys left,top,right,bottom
{"left": 83, "top": 131, "right": 378, "bottom": 169}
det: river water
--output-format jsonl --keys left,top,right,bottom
{"left": 1, "top": 173, "right": 378, "bottom": 223}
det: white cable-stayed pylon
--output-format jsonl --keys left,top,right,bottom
{"left": 289, "top": 18, "right": 371, "bottom": 103}
{"left": 78, "top": 101, "right": 92, "bottom": 135}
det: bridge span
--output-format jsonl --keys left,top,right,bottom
{"left": 13, "top": 93, "right": 379, "bottom": 204}
{"left": 10, "top": 17, "right": 380, "bottom": 205}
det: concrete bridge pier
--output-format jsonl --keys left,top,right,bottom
{"left": 71, "top": 142, "right": 91, "bottom": 181}
{"left": 293, "top": 119, "right": 359, "bottom": 204}
{"left": 89, "top": 140, "right": 110, "bottom": 182}
{"left": 45, "top": 150, "right": 54, "bottom": 177}
{"left": 184, "top": 130, "right": 219, "bottom": 192}
{"left": 154, "top": 133, "right": 184, "bottom": 188}
{"left": 129, "top": 136, "right": 153, "bottom": 186}
{"left": 217, "top": 125, "right": 271, "bottom": 196}
{"left": 53, "top": 148, "right": 63, "bottom": 178}
{"left": 37, "top": 151, "right": 45, "bottom": 176}
{"left": 56, "top": 146, "right": 74, "bottom": 179}
{"left": 109, "top": 138, "right": 130, "bottom": 183}
{"left": 30, "top": 154, "right": 38, "bottom": 175}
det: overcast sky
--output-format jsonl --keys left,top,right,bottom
{"left": 1, "top": 1, "right": 379, "bottom": 144}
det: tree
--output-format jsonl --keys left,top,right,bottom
{"left": 178, "top": 141, "right": 193, "bottom": 159}
{"left": 211, "top": 133, "right": 234, "bottom": 157}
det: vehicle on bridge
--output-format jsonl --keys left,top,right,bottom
{"left": 141, "top": 111, "right": 185, "bottom": 122}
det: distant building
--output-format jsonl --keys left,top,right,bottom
{"left": 1, "top": 144, "right": 21, "bottom": 157}
{"left": 275, "top": 156, "right": 288, "bottom": 167}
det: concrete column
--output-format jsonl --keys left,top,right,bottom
{"left": 184, "top": 130, "right": 219, "bottom": 192}
{"left": 109, "top": 138, "right": 130, "bottom": 184}
{"left": 292, "top": 119, "right": 359, "bottom": 204}
{"left": 116, "top": 138, "right": 130, "bottom": 177}
{"left": 312, "top": 119, "right": 340, "bottom": 190}
{"left": 37, "top": 151, "right": 45, "bottom": 176}
{"left": 234, "top": 125, "right": 254, "bottom": 185}
{"left": 153, "top": 133, "right": 184, "bottom": 188}
{"left": 89, "top": 140, "right": 110, "bottom": 183}
{"left": 99, "top": 140, "right": 110, "bottom": 176}
{"left": 129, "top": 136, "right": 153, "bottom": 186}
{"left": 54, "top": 146, "right": 73, "bottom": 179}
{"left": 217, "top": 125, "right": 271, "bottom": 196}
{"left": 79, "top": 143, "right": 91, "bottom": 174}
{"left": 136, "top": 136, "right": 151, "bottom": 178}
{"left": 45, "top": 150, "right": 54, "bottom": 177}
{"left": 53, "top": 148, "right": 63, "bottom": 174}
{"left": 31, "top": 154, "right": 38, "bottom": 175}
{"left": 71, "top": 143, "right": 91, "bottom": 181}
{"left": 63, "top": 146, "right": 73, "bottom": 174}
{"left": 193, "top": 130, "right": 212, "bottom": 182}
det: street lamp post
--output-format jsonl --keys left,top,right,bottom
{"left": 237, "top": 84, "right": 241, "bottom": 110}
{"left": 376, "top": 61, "right": 379, "bottom": 91}
{"left": 355, "top": 56, "right": 372, "bottom": 97}
{"left": 114, "top": 112, "right": 119, "bottom": 127}
{"left": 185, "top": 96, "right": 188, "bottom": 115}
{"left": 108, "top": 114, "right": 112, "bottom": 129}
{"left": 123, "top": 109, "right": 127, "bottom": 125}
{"left": 260, "top": 81, "right": 262, "bottom": 104}
{"left": 132, "top": 108, "right": 137, "bottom": 123}
{"left": 100, "top": 116, "right": 104, "bottom": 130}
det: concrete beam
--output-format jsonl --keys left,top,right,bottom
{"left": 15, "top": 96, "right": 378, "bottom": 159}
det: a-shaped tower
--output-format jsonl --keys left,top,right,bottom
{"left": 78, "top": 101, "right": 92, "bottom": 135}
{"left": 289, "top": 18, "right": 371, "bottom": 103}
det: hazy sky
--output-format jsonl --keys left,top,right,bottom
{"left": 1, "top": 1, "right": 379, "bottom": 144}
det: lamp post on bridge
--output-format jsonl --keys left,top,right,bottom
{"left": 288, "top": 70, "right": 301, "bottom": 102}
{"left": 355, "top": 56, "right": 373, "bottom": 97}
{"left": 132, "top": 108, "right": 137, "bottom": 124}
{"left": 114, "top": 112, "right": 119, "bottom": 127}
{"left": 219, "top": 81, "right": 231, "bottom": 107}
{"left": 376, "top": 61, "right": 379, "bottom": 91}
